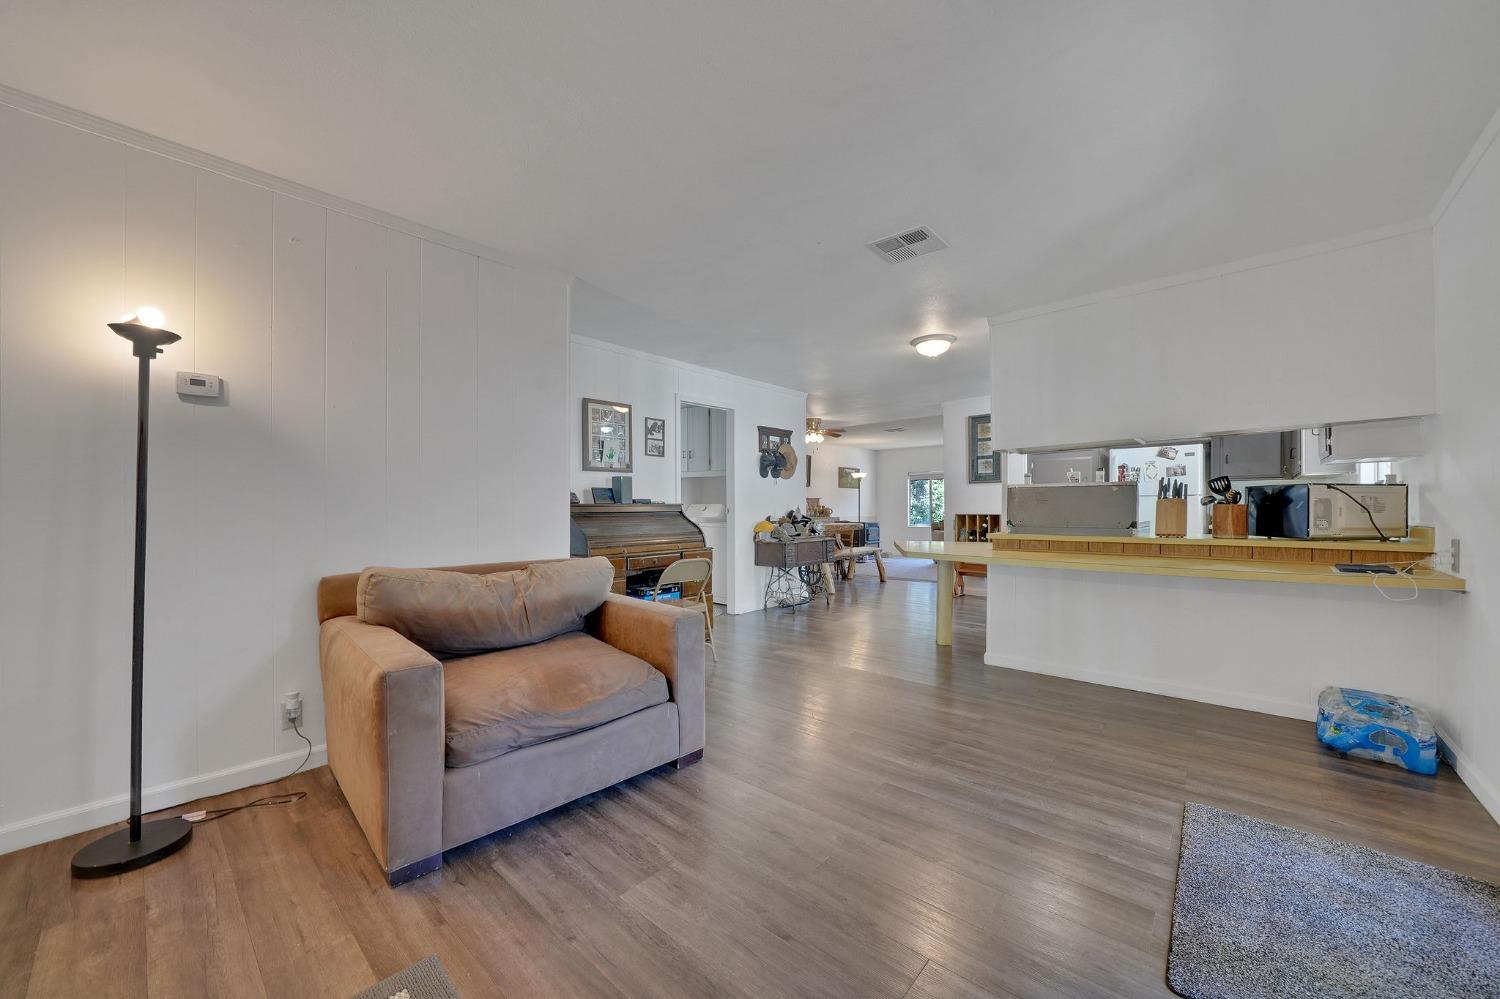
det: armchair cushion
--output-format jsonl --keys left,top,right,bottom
{"left": 357, "top": 557, "right": 613, "bottom": 656}
{"left": 443, "top": 631, "right": 669, "bottom": 768}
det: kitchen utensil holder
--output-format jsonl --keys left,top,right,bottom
{"left": 1211, "top": 503, "right": 1249, "bottom": 539}
{"left": 1155, "top": 498, "right": 1188, "bottom": 538}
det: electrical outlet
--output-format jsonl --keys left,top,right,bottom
{"left": 282, "top": 690, "right": 303, "bottom": 729}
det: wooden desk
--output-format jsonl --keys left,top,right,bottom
{"left": 896, "top": 531, "right": 1466, "bottom": 646}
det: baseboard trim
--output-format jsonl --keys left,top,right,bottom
{"left": 981, "top": 650, "right": 1314, "bottom": 721}
{"left": 0, "top": 744, "right": 327, "bottom": 857}
{"left": 1438, "top": 734, "right": 1500, "bottom": 826}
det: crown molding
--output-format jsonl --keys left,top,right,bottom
{"left": 1431, "top": 101, "right": 1500, "bottom": 228}
{"left": 988, "top": 217, "right": 1431, "bottom": 328}
{"left": 0, "top": 82, "right": 566, "bottom": 280}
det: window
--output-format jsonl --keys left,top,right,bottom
{"left": 908, "top": 475, "right": 944, "bottom": 527}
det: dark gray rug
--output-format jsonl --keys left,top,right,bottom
{"left": 350, "top": 955, "right": 460, "bottom": 999}
{"left": 1168, "top": 802, "right": 1500, "bottom": 999}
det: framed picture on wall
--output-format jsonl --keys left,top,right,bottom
{"left": 644, "top": 416, "right": 666, "bottom": 457}
{"left": 582, "top": 398, "right": 633, "bottom": 472}
{"left": 969, "top": 413, "right": 1000, "bottom": 483}
{"left": 838, "top": 466, "right": 861, "bottom": 489}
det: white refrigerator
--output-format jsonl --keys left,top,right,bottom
{"left": 1107, "top": 444, "right": 1207, "bottom": 536}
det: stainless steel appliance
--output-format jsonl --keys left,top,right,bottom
{"left": 1210, "top": 430, "right": 1338, "bottom": 480}
{"left": 1005, "top": 483, "right": 1138, "bottom": 535}
{"left": 1246, "top": 483, "right": 1409, "bottom": 539}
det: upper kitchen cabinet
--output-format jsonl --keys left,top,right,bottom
{"left": 681, "top": 403, "right": 727, "bottom": 475}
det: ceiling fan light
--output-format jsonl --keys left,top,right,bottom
{"left": 910, "top": 334, "right": 956, "bottom": 357}
{"left": 805, "top": 417, "right": 826, "bottom": 446}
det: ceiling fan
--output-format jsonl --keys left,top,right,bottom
{"left": 805, "top": 418, "right": 845, "bottom": 445}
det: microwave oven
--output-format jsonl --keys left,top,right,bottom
{"left": 1246, "top": 483, "right": 1408, "bottom": 540}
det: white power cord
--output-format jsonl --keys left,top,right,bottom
{"left": 1369, "top": 555, "right": 1434, "bottom": 603}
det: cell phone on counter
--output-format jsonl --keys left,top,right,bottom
{"left": 1332, "top": 563, "right": 1397, "bottom": 575}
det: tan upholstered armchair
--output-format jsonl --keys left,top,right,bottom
{"left": 316, "top": 558, "right": 705, "bottom": 885}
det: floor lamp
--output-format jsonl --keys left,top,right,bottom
{"left": 71, "top": 307, "right": 193, "bottom": 877}
{"left": 851, "top": 470, "right": 867, "bottom": 521}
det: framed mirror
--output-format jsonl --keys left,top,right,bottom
{"left": 582, "top": 398, "right": 633, "bottom": 472}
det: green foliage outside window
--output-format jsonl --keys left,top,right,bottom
{"left": 908, "top": 477, "right": 944, "bottom": 527}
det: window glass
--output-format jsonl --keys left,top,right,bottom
{"left": 908, "top": 477, "right": 944, "bottom": 527}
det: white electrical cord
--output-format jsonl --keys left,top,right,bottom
{"left": 1368, "top": 555, "right": 1434, "bottom": 603}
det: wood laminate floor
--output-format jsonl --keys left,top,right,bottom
{"left": 5, "top": 574, "right": 1499, "bottom": 998}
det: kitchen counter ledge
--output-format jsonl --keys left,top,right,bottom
{"left": 895, "top": 527, "right": 1466, "bottom": 646}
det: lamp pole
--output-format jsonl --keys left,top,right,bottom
{"left": 72, "top": 310, "right": 194, "bottom": 877}
{"left": 852, "top": 471, "right": 867, "bottom": 521}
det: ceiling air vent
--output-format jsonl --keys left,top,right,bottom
{"left": 867, "top": 226, "right": 947, "bottom": 264}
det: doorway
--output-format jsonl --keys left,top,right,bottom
{"left": 679, "top": 402, "right": 732, "bottom": 607}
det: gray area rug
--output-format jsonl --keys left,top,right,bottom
{"left": 350, "top": 956, "right": 460, "bottom": 999}
{"left": 1168, "top": 802, "right": 1500, "bottom": 999}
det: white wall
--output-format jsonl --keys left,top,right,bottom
{"left": 941, "top": 395, "right": 1008, "bottom": 533}
{"left": 0, "top": 103, "right": 570, "bottom": 853}
{"left": 874, "top": 445, "right": 945, "bottom": 547}
{"left": 988, "top": 569, "right": 1449, "bottom": 721}
{"left": 980, "top": 221, "right": 1475, "bottom": 802}
{"left": 807, "top": 443, "right": 877, "bottom": 522}
{"left": 569, "top": 336, "right": 807, "bottom": 615}
{"left": 1428, "top": 115, "right": 1500, "bottom": 820}
{"left": 987, "top": 227, "right": 1436, "bottom": 450}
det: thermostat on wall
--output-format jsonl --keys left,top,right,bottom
{"left": 176, "top": 371, "right": 222, "bottom": 398}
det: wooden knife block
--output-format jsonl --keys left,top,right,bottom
{"left": 1212, "top": 503, "right": 1249, "bottom": 539}
{"left": 1155, "top": 498, "right": 1187, "bottom": 538}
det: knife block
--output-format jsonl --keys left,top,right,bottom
{"left": 1211, "top": 503, "right": 1249, "bottom": 539}
{"left": 1154, "top": 498, "right": 1187, "bottom": 538}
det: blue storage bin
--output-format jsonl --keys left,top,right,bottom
{"left": 1316, "top": 686, "right": 1437, "bottom": 775}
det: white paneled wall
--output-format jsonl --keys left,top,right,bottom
{"left": 0, "top": 104, "right": 570, "bottom": 852}
{"left": 1429, "top": 111, "right": 1500, "bottom": 821}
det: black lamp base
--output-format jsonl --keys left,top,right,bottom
{"left": 71, "top": 816, "right": 192, "bottom": 878}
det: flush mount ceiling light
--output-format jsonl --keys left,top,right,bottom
{"left": 910, "top": 333, "right": 956, "bottom": 357}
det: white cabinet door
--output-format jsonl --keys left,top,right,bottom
{"left": 707, "top": 408, "right": 728, "bottom": 472}
{"left": 683, "top": 407, "right": 712, "bottom": 473}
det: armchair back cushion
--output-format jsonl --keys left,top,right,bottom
{"left": 357, "top": 557, "right": 614, "bottom": 656}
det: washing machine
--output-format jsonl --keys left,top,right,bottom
{"left": 683, "top": 503, "right": 727, "bottom": 605}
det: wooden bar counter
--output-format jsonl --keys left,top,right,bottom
{"left": 896, "top": 526, "right": 1466, "bottom": 646}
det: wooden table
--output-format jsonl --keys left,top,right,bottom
{"left": 896, "top": 531, "right": 1466, "bottom": 647}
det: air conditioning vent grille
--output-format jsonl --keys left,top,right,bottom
{"left": 867, "top": 226, "right": 947, "bottom": 264}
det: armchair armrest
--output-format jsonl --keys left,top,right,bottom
{"left": 319, "top": 616, "right": 444, "bottom": 879}
{"left": 588, "top": 594, "right": 705, "bottom": 759}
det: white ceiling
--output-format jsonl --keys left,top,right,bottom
{"left": 4, "top": 1, "right": 1499, "bottom": 425}
{"left": 821, "top": 416, "right": 946, "bottom": 451}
